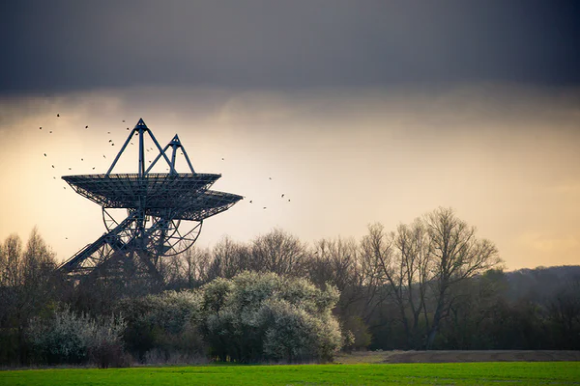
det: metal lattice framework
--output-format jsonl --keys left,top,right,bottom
{"left": 58, "top": 118, "right": 242, "bottom": 283}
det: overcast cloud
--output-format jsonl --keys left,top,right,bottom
{"left": 1, "top": 0, "right": 580, "bottom": 94}
{"left": 1, "top": 1, "right": 579, "bottom": 270}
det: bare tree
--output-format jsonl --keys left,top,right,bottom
{"left": 0, "top": 234, "right": 23, "bottom": 343}
{"left": 360, "top": 223, "right": 400, "bottom": 336}
{"left": 309, "top": 237, "right": 374, "bottom": 349}
{"left": 21, "top": 227, "right": 56, "bottom": 286}
{"left": 0, "top": 228, "right": 58, "bottom": 363}
{"left": 310, "top": 238, "right": 358, "bottom": 289}
{"left": 362, "top": 222, "right": 425, "bottom": 348}
{"left": 0, "top": 234, "right": 22, "bottom": 288}
{"left": 424, "top": 207, "right": 501, "bottom": 348}
{"left": 180, "top": 247, "right": 213, "bottom": 286}
{"left": 251, "top": 229, "right": 306, "bottom": 276}
{"left": 310, "top": 238, "right": 365, "bottom": 308}
{"left": 208, "top": 236, "right": 251, "bottom": 279}
{"left": 393, "top": 220, "right": 432, "bottom": 348}
{"left": 362, "top": 208, "right": 501, "bottom": 349}
{"left": 159, "top": 254, "right": 185, "bottom": 289}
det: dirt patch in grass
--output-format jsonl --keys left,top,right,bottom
{"left": 336, "top": 350, "right": 580, "bottom": 364}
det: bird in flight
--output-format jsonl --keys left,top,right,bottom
{"left": 52, "top": 165, "right": 54, "bottom": 168}
{"left": 108, "top": 139, "right": 112, "bottom": 142}
{"left": 57, "top": 113, "right": 60, "bottom": 117}
{"left": 281, "top": 194, "right": 285, "bottom": 198}
{"left": 49, "top": 131, "right": 52, "bottom": 133}
{"left": 44, "top": 153, "right": 47, "bottom": 156}
{"left": 85, "top": 125, "right": 88, "bottom": 129}
{"left": 222, "top": 158, "right": 225, "bottom": 161}
{"left": 39, "top": 127, "right": 42, "bottom": 130}
{"left": 81, "top": 158, "right": 83, "bottom": 161}
{"left": 263, "top": 207, "right": 267, "bottom": 209}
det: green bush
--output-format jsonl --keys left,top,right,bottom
{"left": 342, "top": 316, "right": 372, "bottom": 351}
{"left": 120, "top": 290, "right": 205, "bottom": 362}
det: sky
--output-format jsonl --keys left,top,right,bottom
{"left": 0, "top": 1, "right": 579, "bottom": 270}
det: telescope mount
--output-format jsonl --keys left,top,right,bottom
{"left": 58, "top": 118, "right": 242, "bottom": 288}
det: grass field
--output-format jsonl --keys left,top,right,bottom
{"left": 1, "top": 362, "right": 579, "bottom": 386}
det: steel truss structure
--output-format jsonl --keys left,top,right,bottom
{"left": 59, "top": 118, "right": 242, "bottom": 283}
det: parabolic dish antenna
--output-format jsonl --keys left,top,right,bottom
{"left": 58, "top": 118, "right": 242, "bottom": 284}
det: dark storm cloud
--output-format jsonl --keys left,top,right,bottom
{"left": 1, "top": 0, "right": 580, "bottom": 94}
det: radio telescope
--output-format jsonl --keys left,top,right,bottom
{"left": 58, "top": 118, "right": 242, "bottom": 284}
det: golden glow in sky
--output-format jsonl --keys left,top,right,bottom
{"left": 0, "top": 84, "right": 579, "bottom": 270}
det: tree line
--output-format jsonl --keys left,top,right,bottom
{"left": 1, "top": 207, "right": 579, "bottom": 366}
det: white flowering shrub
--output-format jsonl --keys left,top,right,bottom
{"left": 260, "top": 300, "right": 317, "bottom": 361}
{"left": 120, "top": 272, "right": 342, "bottom": 364}
{"left": 201, "top": 271, "right": 342, "bottom": 363}
{"left": 27, "top": 307, "right": 125, "bottom": 367}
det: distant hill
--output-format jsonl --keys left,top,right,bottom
{"left": 504, "top": 265, "right": 580, "bottom": 302}
{"left": 507, "top": 265, "right": 580, "bottom": 280}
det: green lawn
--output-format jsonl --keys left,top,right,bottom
{"left": 1, "top": 362, "right": 579, "bottom": 385}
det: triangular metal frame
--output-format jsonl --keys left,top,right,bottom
{"left": 106, "top": 118, "right": 182, "bottom": 177}
{"left": 145, "top": 134, "right": 195, "bottom": 175}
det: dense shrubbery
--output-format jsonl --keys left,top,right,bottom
{"left": 6, "top": 270, "right": 342, "bottom": 366}
{"left": 120, "top": 290, "right": 205, "bottom": 363}
{"left": 2, "top": 208, "right": 580, "bottom": 367}
{"left": 121, "top": 272, "right": 342, "bottom": 364}
{"left": 27, "top": 307, "right": 126, "bottom": 367}
{"left": 201, "top": 272, "right": 341, "bottom": 363}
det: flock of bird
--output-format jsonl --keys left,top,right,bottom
{"left": 40, "top": 113, "right": 293, "bottom": 240}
